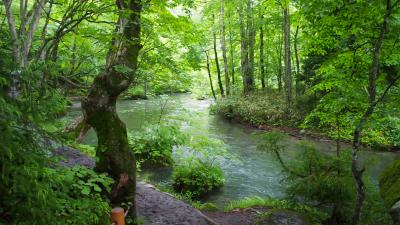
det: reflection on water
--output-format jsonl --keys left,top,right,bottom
{"left": 75, "top": 94, "right": 399, "bottom": 207}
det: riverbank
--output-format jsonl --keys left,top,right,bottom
{"left": 210, "top": 93, "right": 400, "bottom": 152}
{"left": 55, "top": 144, "right": 313, "bottom": 225}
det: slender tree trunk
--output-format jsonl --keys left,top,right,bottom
{"left": 239, "top": 5, "right": 250, "bottom": 94}
{"left": 294, "top": 25, "right": 301, "bottom": 97}
{"left": 82, "top": 0, "right": 142, "bottom": 218}
{"left": 277, "top": 38, "right": 283, "bottom": 93}
{"left": 259, "top": 15, "right": 266, "bottom": 89}
{"left": 247, "top": 0, "right": 255, "bottom": 91}
{"left": 220, "top": 0, "right": 230, "bottom": 96}
{"left": 213, "top": 15, "right": 224, "bottom": 97}
{"left": 351, "top": 1, "right": 396, "bottom": 224}
{"left": 283, "top": 6, "right": 292, "bottom": 107}
{"left": 206, "top": 51, "right": 217, "bottom": 100}
{"left": 229, "top": 29, "right": 235, "bottom": 86}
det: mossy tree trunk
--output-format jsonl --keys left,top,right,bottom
{"left": 82, "top": 0, "right": 142, "bottom": 217}
{"left": 351, "top": 0, "right": 397, "bottom": 224}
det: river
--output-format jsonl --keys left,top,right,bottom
{"left": 71, "top": 94, "right": 400, "bottom": 207}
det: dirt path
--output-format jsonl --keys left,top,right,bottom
{"left": 54, "top": 145, "right": 217, "bottom": 225}
{"left": 136, "top": 181, "right": 216, "bottom": 225}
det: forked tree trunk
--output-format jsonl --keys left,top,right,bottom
{"left": 82, "top": 0, "right": 142, "bottom": 217}
{"left": 213, "top": 14, "right": 224, "bottom": 97}
{"left": 205, "top": 51, "right": 217, "bottom": 100}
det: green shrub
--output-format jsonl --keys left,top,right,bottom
{"left": 258, "top": 132, "right": 394, "bottom": 225}
{"left": 129, "top": 123, "right": 187, "bottom": 166}
{"left": 172, "top": 159, "right": 224, "bottom": 197}
{"left": 383, "top": 117, "right": 400, "bottom": 148}
{"left": 210, "top": 92, "right": 302, "bottom": 127}
{"left": 50, "top": 166, "right": 113, "bottom": 225}
{"left": 67, "top": 142, "right": 96, "bottom": 157}
{"left": 122, "top": 86, "right": 148, "bottom": 100}
{"left": 0, "top": 66, "right": 112, "bottom": 225}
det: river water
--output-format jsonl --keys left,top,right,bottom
{"left": 76, "top": 94, "right": 399, "bottom": 207}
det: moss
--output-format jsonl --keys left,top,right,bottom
{"left": 379, "top": 159, "right": 400, "bottom": 208}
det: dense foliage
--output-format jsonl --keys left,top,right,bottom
{"left": 172, "top": 159, "right": 224, "bottom": 198}
{"left": 129, "top": 123, "right": 187, "bottom": 166}
{"left": 0, "top": 68, "right": 112, "bottom": 224}
{"left": 258, "top": 131, "right": 393, "bottom": 224}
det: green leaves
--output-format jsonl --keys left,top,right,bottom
{"left": 113, "top": 64, "right": 134, "bottom": 74}
{"left": 172, "top": 159, "right": 225, "bottom": 198}
{"left": 129, "top": 123, "right": 188, "bottom": 166}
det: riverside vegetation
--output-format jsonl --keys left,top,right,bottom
{"left": 1, "top": 0, "right": 400, "bottom": 225}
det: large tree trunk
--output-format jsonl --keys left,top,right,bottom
{"left": 205, "top": 51, "right": 217, "bottom": 100}
{"left": 351, "top": 1, "right": 396, "bottom": 224}
{"left": 259, "top": 15, "right": 266, "bottom": 89}
{"left": 283, "top": 6, "right": 292, "bottom": 107}
{"left": 220, "top": 0, "right": 230, "bottom": 96}
{"left": 82, "top": 0, "right": 142, "bottom": 217}
{"left": 247, "top": 0, "right": 255, "bottom": 92}
{"left": 213, "top": 14, "right": 225, "bottom": 97}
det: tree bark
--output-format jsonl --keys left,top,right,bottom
{"left": 213, "top": 14, "right": 224, "bottom": 97}
{"left": 220, "top": 0, "right": 230, "bottom": 96}
{"left": 239, "top": 5, "right": 249, "bottom": 94}
{"left": 82, "top": 0, "right": 142, "bottom": 218}
{"left": 277, "top": 35, "right": 283, "bottom": 93}
{"left": 283, "top": 6, "right": 292, "bottom": 107}
{"left": 259, "top": 15, "right": 266, "bottom": 89}
{"left": 3, "top": 0, "right": 47, "bottom": 97}
{"left": 229, "top": 28, "right": 235, "bottom": 86}
{"left": 351, "top": 0, "right": 396, "bottom": 224}
{"left": 294, "top": 25, "right": 301, "bottom": 97}
{"left": 205, "top": 51, "right": 217, "bottom": 100}
{"left": 247, "top": 0, "right": 255, "bottom": 92}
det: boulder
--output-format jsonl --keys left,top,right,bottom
{"left": 379, "top": 159, "right": 400, "bottom": 224}
{"left": 390, "top": 200, "right": 400, "bottom": 225}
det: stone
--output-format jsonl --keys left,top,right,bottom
{"left": 390, "top": 200, "right": 400, "bottom": 225}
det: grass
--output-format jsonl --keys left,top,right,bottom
{"left": 225, "top": 196, "right": 328, "bottom": 224}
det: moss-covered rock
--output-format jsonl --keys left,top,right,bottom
{"left": 379, "top": 159, "right": 400, "bottom": 208}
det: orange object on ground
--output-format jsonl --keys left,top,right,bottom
{"left": 111, "top": 207, "right": 125, "bottom": 225}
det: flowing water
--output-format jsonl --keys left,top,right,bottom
{"left": 76, "top": 94, "right": 400, "bottom": 207}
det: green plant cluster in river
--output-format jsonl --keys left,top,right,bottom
{"left": 128, "top": 121, "right": 227, "bottom": 198}
{"left": 129, "top": 123, "right": 187, "bottom": 166}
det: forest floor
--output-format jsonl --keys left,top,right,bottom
{"left": 54, "top": 145, "right": 310, "bottom": 225}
